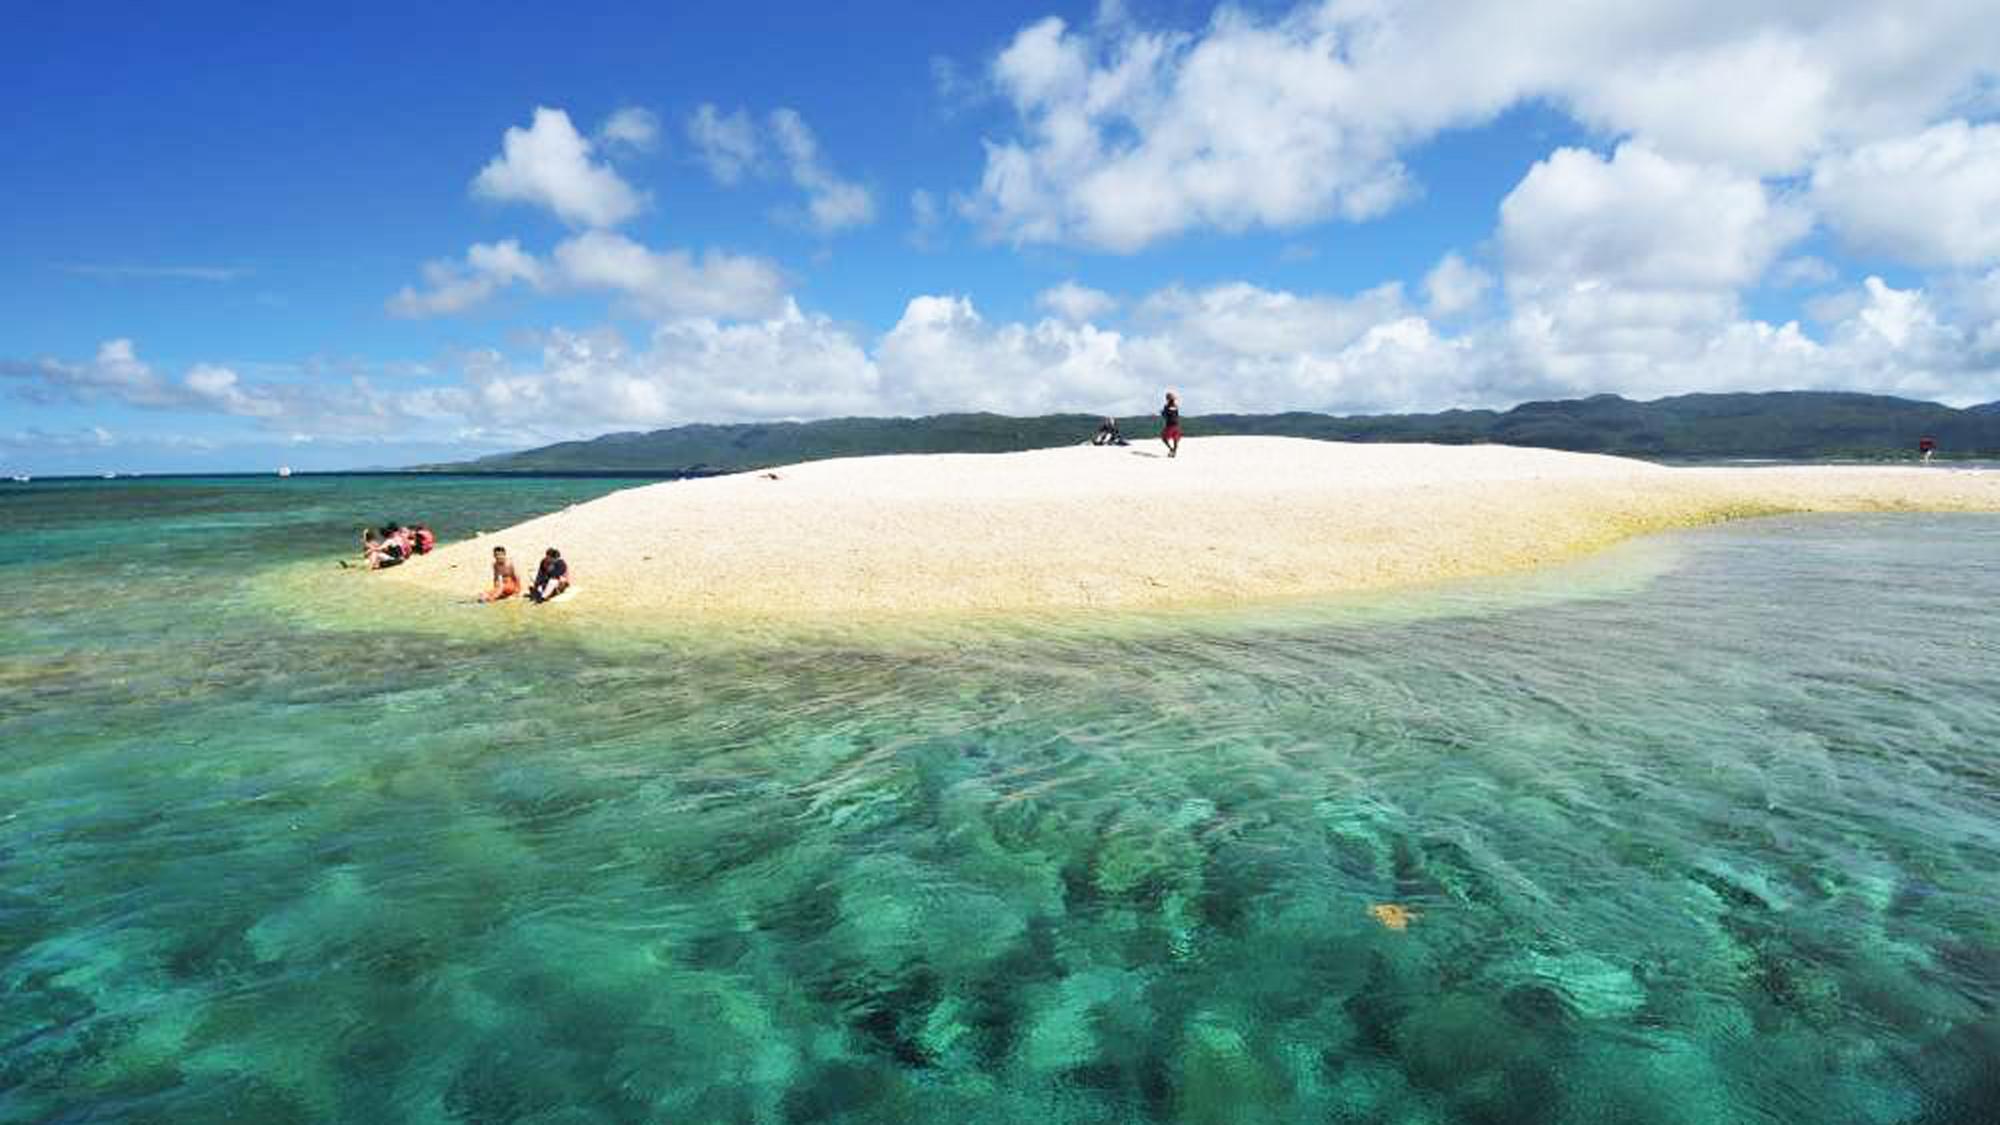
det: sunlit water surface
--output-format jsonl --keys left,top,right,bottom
{"left": 3, "top": 477, "right": 1997, "bottom": 1124}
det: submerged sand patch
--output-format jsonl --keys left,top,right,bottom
{"left": 377, "top": 437, "right": 2000, "bottom": 619}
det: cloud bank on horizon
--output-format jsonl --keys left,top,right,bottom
{"left": 5, "top": 0, "right": 2000, "bottom": 471}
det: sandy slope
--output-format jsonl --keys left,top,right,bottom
{"left": 381, "top": 437, "right": 2000, "bottom": 617}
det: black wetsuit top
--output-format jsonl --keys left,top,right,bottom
{"left": 1161, "top": 404, "right": 1180, "bottom": 427}
{"left": 533, "top": 558, "right": 567, "bottom": 591}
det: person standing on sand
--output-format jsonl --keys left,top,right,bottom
{"left": 1919, "top": 436, "right": 1937, "bottom": 464}
{"left": 480, "top": 546, "right": 521, "bottom": 602}
{"left": 1160, "top": 392, "right": 1182, "bottom": 458}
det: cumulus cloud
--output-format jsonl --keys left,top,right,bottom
{"left": 1492, "top": 143, "right": 1821, "bottom": 396}
{"left": 420, "top": 265, "right": 2000, "bottom": 442}
{"left": 877, "top": 295, "right": 1133, "bottom": 413}
{"left": 969, "top": 10, "right": 1410, "bottom": 251}
{"left": 1038, "top": 281, "right": 1117, "bottom": 321}
{"left": 596, "top": 106, "right": 661, "bottom": 153}
{"left": 1812, "top": 120, "right": 2000, "bottom": 268}
{"left": 442, "top": 304, "right": 880, "bottom": 431}
{"left": 550, "top": 231, "right": 790, "bottom": 321}
{"left": 687, "top": 103, "right": 760, "bottom": 184}
{"left": 967, "top": 0, "right": 2000, "bottom": 251}
{"left": 472, "top": 107, "right": 647, "bottom": 228}
{"left": 389, "top": 233, "right": 787, "bottom": 322}
{"left": 33, "top": 265, "right": 2000, "bottom": 462}
{"left": 1501, "top": 143, "right": 1809, "bottom": 295}
{"left": 1424, "top": 253, "right": 1492, "bottom": 318}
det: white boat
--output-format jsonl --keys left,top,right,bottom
{"left": 101, "top": 471, "right": 117, "bottom": 479}
{"left": 277, "top": 465, "right": 292, "bottom": 478}
{"left": 7, "top": 475, "right": 26, "bottom": 483}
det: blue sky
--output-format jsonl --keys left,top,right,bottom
{"left": 5, "top": 1, "right": 2000, "bottom": 473}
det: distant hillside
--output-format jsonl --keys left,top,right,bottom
{"left": 416, "top": 391, "right": 2000, "bottom": 474}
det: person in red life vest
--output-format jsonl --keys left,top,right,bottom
{"left": 1919, "top": 436, "right": 1937, "bottom": 464}
{"left": 412, "top": 524, "right": 437, "bottom": 554}
{"left": 1160, "top": 391, "right": 1182, "bottom": 458}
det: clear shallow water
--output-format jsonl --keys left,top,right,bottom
{"left": 3, "top": 478, "right": 1998, "bottom": 1124}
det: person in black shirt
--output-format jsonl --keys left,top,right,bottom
{"left": 528, "top": 548, "right": 571, "bottom": 603}
{"left": 1092, "top": 416, "right": 1128, "bottom": 446}
{"left": 1159, "top": 392, "right": 1182, "bottom": 458}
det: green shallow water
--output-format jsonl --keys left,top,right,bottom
{"left": 3, "top": 477, "right": 1998, "bottom": 1124}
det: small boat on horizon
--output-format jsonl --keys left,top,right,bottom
{"left": 277, "top": 465, "right": 292, "bottom": 478}
{"left": 8, "top": 474, "right": 27, "bottom": 483}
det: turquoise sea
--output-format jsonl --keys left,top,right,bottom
{"left": 3, "top": 475, "right": 1997, "bottom": 1124}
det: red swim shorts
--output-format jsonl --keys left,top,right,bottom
{"left": 1162, "top": 425, "right": 1182, "bottom": 441}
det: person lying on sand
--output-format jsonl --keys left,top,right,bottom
{"left": 1091, "top": 417, "right": 1128, "bottom": 446}
{"left": 528, "top": 548, "right": 570, "bottom": 603}
{"left": 479, "top": 546, "right": 521, "bottom": 602}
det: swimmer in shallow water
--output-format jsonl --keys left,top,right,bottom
{"left": 479, "top": 546, "right": 521, "bottom": 602}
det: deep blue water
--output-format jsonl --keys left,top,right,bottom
{"left": 2, "top": 476, "right": 1997, "bottom": 1124}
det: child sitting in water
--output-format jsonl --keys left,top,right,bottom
{"left": 479, "top": 546, "right": 521, "bottom": 602}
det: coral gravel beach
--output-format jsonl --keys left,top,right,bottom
{"left": 381, "top": 436, "right": 2000, "bottom": 617}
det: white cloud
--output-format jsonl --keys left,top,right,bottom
{"left": 768, "top": 108, "right": 875, "bottom": 233}
{"left": 1501, "top": 143, "right": 1809, "bottom": 295}
{"left": 967, "top": 1, "right": 2000, "bottom": 251}
{"left": 27, "top": 265, "right": 2000, "bottom": 463}
{"left": 444, "top": 305, "right": 881, "bottom": 431}
{"left": 970, "top": 10, "right": 1409, "bottom": 251}
{"left": 1492, "top": 143, "right": 1824, "bottom": 398}
{"left": 1424, "top": 253, "right": 1492, "bottom": 318}
{"left": 1037, "top": 281, "right": 1117, "bottom": 321}
{"left": 1812, "top": 120, "right": 2000, "bottom": 268}
{"left": 597, "top": 106, "right": 661, "bottom": 153}
{"left": 472, "top": 106, "right": 647, "bottom": 228}
{"left": 389, "top": 233, "right": 787, "bottom": 322}
{"left": 686, "top": 105, "right": 874, "bottom": 233}
{"left": 550, "top": 231, "right": 790, "bottom": 321}
{"left": 183, "top": 363, "right": 284, "bottom": 418}
{"left": 388, "top": 240, "right": 544, "bottom": 317}
{"left": 687, "top": 103, "right": 760, "bottom": 184}
{"left": 877, "top": 295, "right": 1134, "bottom": 414}
{"left": 0, "top": 340, "right": 290, "bottom": 418}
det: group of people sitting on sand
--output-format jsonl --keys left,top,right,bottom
{"left": 359, "top": 522, "right": 435, "bottom": 569}
{"left": 1090, "top": 391, "right": 1183, "bottom": 457}
{"left": 479, "top": 545, "right": 571, "bottom": 604}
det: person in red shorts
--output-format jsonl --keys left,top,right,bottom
{"left": 1160, "top": 391, "right": 1182, "bottom": 458}
{"left": 479, "top": 546, "right": 521, "bottom": 602}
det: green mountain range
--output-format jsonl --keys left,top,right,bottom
{"left": 419, "top": 391, "right": 2000, "bottom": 474}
